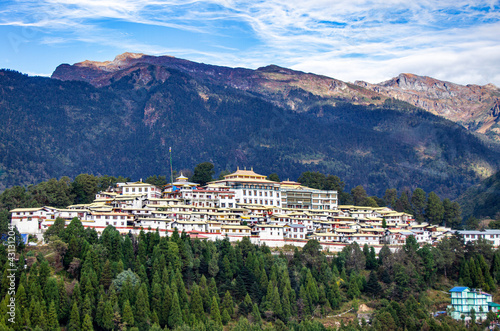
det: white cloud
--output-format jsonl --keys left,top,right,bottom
{"left": 1, "top": 0, "right": 499, "bottom": 85}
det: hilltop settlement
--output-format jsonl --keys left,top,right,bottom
{"left": 9, "top": 168, "right": 493, "bottom": 252}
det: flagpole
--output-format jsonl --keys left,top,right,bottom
{"left": 169, "top": 147, "right": 174, "bottom": 185}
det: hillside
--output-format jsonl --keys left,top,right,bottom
{"left": 355, "top": 74, "right": 500, "bottom": 142}
{"left": 456, "top": 170, "right": 500, "bottom": 220}
{"left": 1, "top": 54, "right": 500, "bottom": 198}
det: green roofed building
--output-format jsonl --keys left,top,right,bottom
{"left": 448, "top": 287, "right": 493, "bottom": 321}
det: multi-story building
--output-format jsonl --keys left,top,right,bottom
{"left": 210, "top": 168, "right": 282, "bottom": 209}
{"left": 456, "top": 230, "right": 500, "bottom": 247}
{"left": 448, "top": 287, "right": 493, "bottom": 321}
{"left": 118, "top": 181, "right": 162, "bottom": 199}
{"left": 279, "top": 180, "right": 338, "bottom": 210}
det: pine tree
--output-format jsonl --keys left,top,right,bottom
{"left": 210, "top": 296, "right": 222, "bottom": 326}
{"left": 190, "top": 284, "right": 204, "bottom": 320}
{"left": 150, "top": 282, "right": 162, "bottom": 320}
{"left": 101, "top": 301, "right": 114, "bottom": 330}
{"left": 58, "top": 278, "right": 70, "bottom": 322}
{"left": 365, "top": 271, "right": 382, "bottom": 298}
{"left": 411, "top": 188, "right": 427, "bottom": 223}
{"left": 122, "top": 299, "right": 134, "bottom": 328}
{"left": 271, "top": 286, "right": 282, "bottom": 319}
{"left": 134, "top": 284, "right": 150, "bottom": 329}
{"left": 161, "top": 284, "right": 172, "bottom": 326}
{"left": 252, "top": 303, "right": 262, "bottom": 324}
{"left": 347, "top": 274, "right": 361, "bottom": 299}
{"left": 305, "top": 270, "right": 319, "bottom": 305}
{"left": 46, "top": 301, "right": 59, "bottom": 331}
{"left": 222, "top": 308, "right": 230, "bottom": 325}
{"left": 100, "top": 260, "right": 112, "bottom": 290}
{"left": 222, "top": 290, "right": 234, "bottom": 317}
{"left": 280, "top": 288, "right": 291, "bottom": 321}
{"left": 81, "top": 314, "right": 94, "bottom": 331}
{"left": 95, "top": 294, "right": 105, "bottom": 328}
{"left": 68, "top": 301, "right": 81, "bottom": 331}
{"left": 239, "top": 293, "right": 253, "bottom": 316}
{"left": 426, "top": 192, "right": 444, "bottom": 225}
{"left": 81, "top": 295, "right": 92, "bottom": 325}
{"left": 168, "top": 292, "right": 183, "bottom": 329}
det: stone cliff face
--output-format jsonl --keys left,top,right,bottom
{"left": 355, "top": 73, "right": 500, "bottom": 141}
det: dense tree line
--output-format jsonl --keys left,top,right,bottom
{"left": 3, "top": 217, "right": 500, "bottom": 330}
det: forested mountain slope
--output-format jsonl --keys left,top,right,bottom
{"left": 1, "top": 59, "right": 500, "bottom": 198}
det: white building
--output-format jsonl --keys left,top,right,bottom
{"left": 280, "top": 180, "right": 338, "bottom": 210}
{"left": 457, "top": 230, "right": 500, "bottom": 247}
{"left": 210, "top": 168, "right": 281, "bottom": 208}
{"left": 118, "top": 181, "right": 162, "bottom": 199}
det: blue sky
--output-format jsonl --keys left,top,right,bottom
{"left": 1, "top": 0, "right": 499, "bottom": 85}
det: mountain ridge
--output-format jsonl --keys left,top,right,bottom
{"left": 53, "top": 53, "right": 500, "bottom": 142}
{"left": 1, "top": 54, "right": 500, "bottom": 198}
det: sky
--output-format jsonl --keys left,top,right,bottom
{"left": 1, "top": 0, "right": 500, "bottom": 86}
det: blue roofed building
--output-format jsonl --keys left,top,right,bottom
{"left": 448, "top": 286, "right": 493, "bottom": 321}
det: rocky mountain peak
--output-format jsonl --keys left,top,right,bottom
{"left": 355, "top": 73, "right": 500, "bottom": 141}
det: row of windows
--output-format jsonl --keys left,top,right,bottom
{"left": 105, "top": 221, "right": 125, "bottom": 226}
{"left": 124, "top": 187, "right": 156, "bottom": 193}
{"left": 242, "top": 190, "right": 279, "bottom": 198}
{"left": 95, "top": 215, "right": 126, "bottom": 220}
{"left": 241, "top": 185, "right": 278, "bottom": 190}
{"left": 465, "top": 234, "right": 500, "bottom": 239}
{"left": 243, "top": 199, "right": 279, "bottom": 206}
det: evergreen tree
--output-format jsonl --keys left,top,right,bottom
{"left": 46, "top": 301, "right": 59, "bottom": 331}
{"left": 81, "top": 295, "right": 92, "bottom": 325}
{"left": 191, "top": 162, "right": 215, "bottom": 186}
{"left": 221, "top": 308, "right": 231, "bottom": 325}
{"left": 162, "top": 284, "right": 172, "bottom": 326}
{"left": 134, "top": 284, "right": 150, "bottom": 329}
{"left": 68, "top": 301, "right": 81, "bottom": 331}
{"left": 411, "top": 188, "right": 427, "bottom": 223}
{"left": 122, "top": 299, "right": 134, "bottom": 328}
{"left": 252, "top": 303, "right": 262, "bottom": 324}
{"left": 81, "top": 314, "right": 94, "bottom": 331}
{"left": 100, "top": 260, "right": 112, "bottom": 290}
{"left": 101, "top": 301, "right": 114, "bottom": 330}
{"left": 351, "top": 185, "right": 368, "bottom": 206}
{"left": 426, "top": 192, "right": 444, "bottom": 225}
{"left": 168, "top": 292, "right": 183, "bottom": 329}
{"left": 222, "top": 290, "right": 234, "bottom": 317}
{"left": 190, "top": 284, "right": 205, "bottom": 321}
{"left": 210, "top": 296, "right": 222, "bottom": 326}
{"left": 365, "top": 271, "right": 382, "bottom": 298}
{"left": 443, "top": 199, "right": 462, "bottom": 229}
{"left": 395, "top": 191, "right": 412, "bottom": 213}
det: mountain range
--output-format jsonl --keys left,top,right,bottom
{"left": 1, "top": 52, "right": 500, "bottom": 199}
